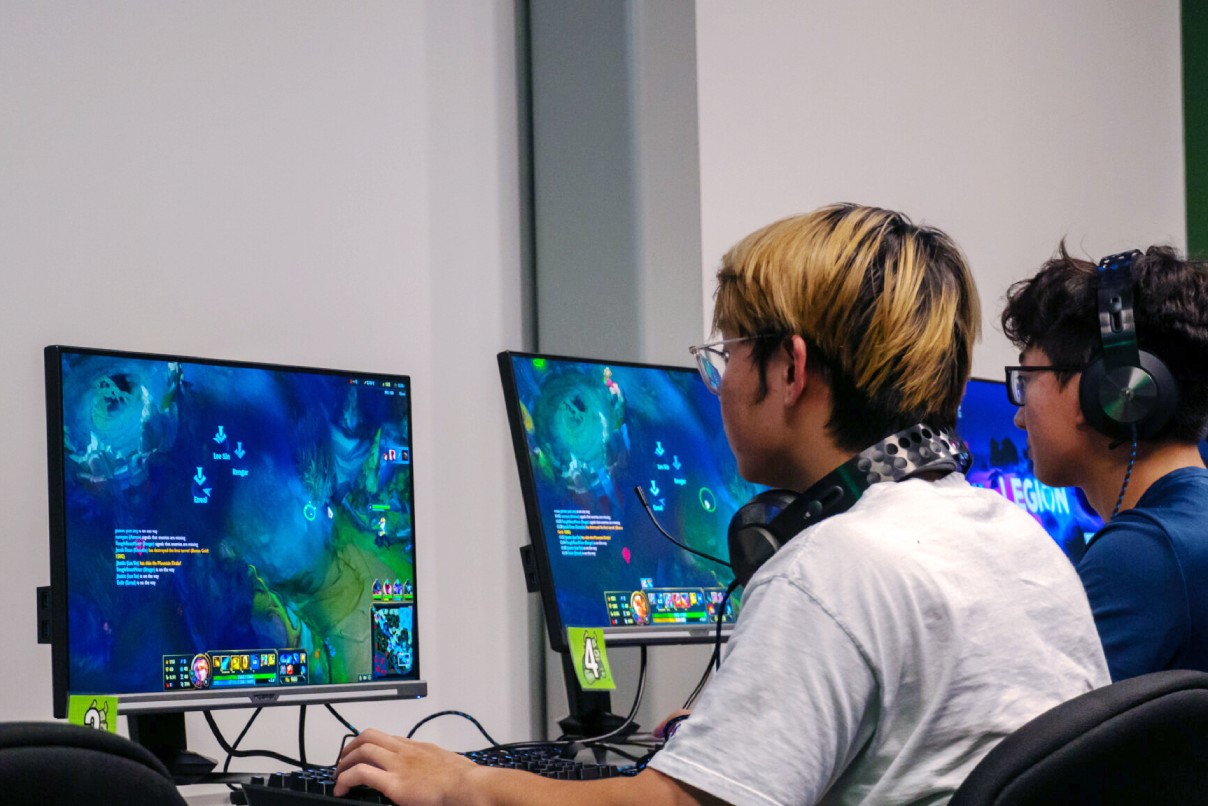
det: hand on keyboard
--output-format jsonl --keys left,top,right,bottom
{"left": 239, "top": 733, "right": 637, "bottom": 804}
{"left": 334, "top": 728, "right": 480, "bottom": 806}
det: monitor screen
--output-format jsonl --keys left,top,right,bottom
{"left": 45, "top": 346, "right": 425, "bottom": 718}
{"left": 958, "top": 377, "right": 1208, "bottom": 563}
{"left": 958, "top": 377, "right": 1104, "bottom": 562}
{"left": 498, "top": 351, "right": 765, "bottom": 652}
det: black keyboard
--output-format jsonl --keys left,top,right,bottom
{"left": 238, "top": 744, "right": 637, "bottom": 805}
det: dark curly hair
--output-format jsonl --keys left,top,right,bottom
{"left": 1001, "top": 242, "right": 1208, "bottom": 442}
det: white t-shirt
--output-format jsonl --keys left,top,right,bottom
{"left": 648, "top": 474, "right": 1109, "bottom": 806}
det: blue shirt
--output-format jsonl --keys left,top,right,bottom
{"left": 1077, "top": 466, "right": 1208, "bottom": 681}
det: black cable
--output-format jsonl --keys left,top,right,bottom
{"left": 325, "top": 704, "right": 360, "bottom": 736}
{"left": 223, "top": 707, "right": 263, "bottom": 774}
{"left": 632, "top": 483, "right": 738, "bottom": 705}
{"left": 406, "top": 710, "right": 501, "bottom": 746}
{"left": 633, "top": 486, "right": 731, "bottom": 569}
{"left": 212, "top": 707, "right": 266, "bottom": 793}
{"left": 488, "top": 645, "right": 650, "bottom": 754}
{"left": 319, "top": 707, "right": 360, "bottom": 770}
{"left": 713, "top": 581, "right": 738, "bottom": 672}
{"left": 205, "top": 704, "right": 360, "bottom": 778}
{"left": 683, "top": 655, "right": 712, "bottom": 710}
{"left": 298, "top": 704, "right": 308, "bottom": 769}
{"left": 1111, "top": 426, "right": 1139, "bottom": 520}
{"left": 203, "top": 710, "right": 306, "bottom": 769}
{"left": 632, "top": 481, "right": 732, "bottom": 702}
{"left": 579, "top": 644, "right": 647, "bottom": 747}
{"left": 704, "top": 581, "right": 737, "bottom": 680}
{"left": 684, "top": 578, "right": 739, "bottom": 709}
{"left": 337, "top": 732, "right": 358, "bottom": 766}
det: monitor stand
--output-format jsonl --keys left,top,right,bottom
{"left": 555, "top": 653, "right": 637, "bottom": 739}
{"left": 127, "top": 712, "right": 217, "bottom": 784}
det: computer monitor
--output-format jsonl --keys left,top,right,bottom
{"left": 497, "top": 351, "right": 764, "bottom": 654}
{"left": 958, "top": 377, "right": 1208, "bottom": 563}
{"left": 958, "top": 377, "right": 1102, "bottom": 561}
{"left": 43, "top": 346, "right": 425, "bottom": 774}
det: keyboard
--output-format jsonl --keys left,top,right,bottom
{"left": 238, "top": 743, "right": 637, "bottom": 805}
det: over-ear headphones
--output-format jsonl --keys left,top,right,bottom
{"left": 727, "top": 423, "right": 971, "bottom": 587}
{"left": 1077, "top": 251, "right": 1178, "bottom": 440}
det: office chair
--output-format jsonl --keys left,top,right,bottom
{"left": 0, "top": 720, "right": 187, "bottom": 805}
{"left": 950, "top": 669, "right": 1208, "bottom": 805}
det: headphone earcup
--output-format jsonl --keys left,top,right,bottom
{"left": 1079, "top": 349, "right": 1178, "bottom": 440}
{"left": 727, "top": 489, "right": 797, "bottom": 587}
{"left": 1137, "top": 350, "right": 1179, "bottom": 438}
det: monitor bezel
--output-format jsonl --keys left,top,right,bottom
{"left": 497, "top": 349, "right": 742, "bottom": 654}
{"left": 44, "top": 344, "right": 426, "bottom": 718}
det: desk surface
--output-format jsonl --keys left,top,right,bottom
{"left": 180, "top": 783, "right": 238, "bottom": 805}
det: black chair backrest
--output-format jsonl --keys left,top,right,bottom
{"left": 0, "top": 720, "right": 187, "bottom": 805}
{"left": 951, "top": 669, "right": 1208, "bottom": 805}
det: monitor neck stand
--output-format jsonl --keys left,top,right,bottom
{"left": 556, "top": 653, "right": 637, "bottom": 739}
{"left": 127, "top": 712, "right": 217, "bottom": 784}
{"left": 518, "top": 546, "right": 638, "bottom": 739}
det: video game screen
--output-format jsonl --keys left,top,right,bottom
{"left": 958, "top": 377, "right": 1208, "bottom": 563}
{"left": 498, "top": 352, "right": 765, "bottom": 650}
{"left": 958, "top": 378, "right": 1103, "bottom": 561}
{"left": 46, "top": 346, "right": 420, "bottom": 704}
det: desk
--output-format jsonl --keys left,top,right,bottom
{"left": 180, "top": 783, "right": 239, "bottom": 804}
{"left": 177, "top": 765, "right": 284, "bottom": 803}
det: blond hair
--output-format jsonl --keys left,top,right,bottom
{"left": 714, "top": 203, "right": 980, "bottom": 450}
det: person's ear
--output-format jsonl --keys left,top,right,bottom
{"left": 783, "top": 335, "right": 808, "bottom": 404}
{"left": 1068, "top": 372, "right": 1087, "bottom": 427}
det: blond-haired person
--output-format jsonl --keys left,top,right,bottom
{"left": 335, "top": 205, "right": 1108, "bottom": 805}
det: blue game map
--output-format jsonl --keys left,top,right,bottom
{"left": 504, "top": 354, "right": 765, "bottom": 636}
{"left": 53, "top": 350, "right": 418, "bottom": 696}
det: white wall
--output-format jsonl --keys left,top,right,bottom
{"left": 1, "top": 0, "right": 1190, "bottom": 777}
{"left": 0, "top": 1, "right": 537, "bottom": 767}
{"left": 696, "top": 1, "right": 1186, "bottom": 376}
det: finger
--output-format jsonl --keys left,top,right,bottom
{"left": 338, "top": 729, "right": 413, "bottom": 773}
{"left": 335, "top": 739, "right": 404, "bottom": 777}
{"left": 343, "top": 727, "right": 404, "bottom": 754}
{"left": 334, "top": 761, "right": 401, "bottom": 799}
{"left": 337, "top": 728, "right": 408, "bottom": 765}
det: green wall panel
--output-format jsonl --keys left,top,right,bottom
{"left": 1186, "top": 0, "right": 1208, "bottom": 257}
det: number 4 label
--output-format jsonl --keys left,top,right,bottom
{"left": 582, "top": 636, "right": 601, "bottom": 679}
{"left": 567, "top": 627, "right": 615, "bottom": 691}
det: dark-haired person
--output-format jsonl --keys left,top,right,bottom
{"left": 1002, "top": 244, "right": 1208, "bottom": 682}
{"left": 334, "top": 205, "right": 1108, "bottom": 805}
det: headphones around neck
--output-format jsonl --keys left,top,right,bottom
{"left": 726, "top": 423, "right": 972, "bottom": 587}
{"left": 1077, "top": 250, "right": 1178, "bottom": 441}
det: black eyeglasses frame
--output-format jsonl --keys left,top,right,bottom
{"left": 1003, "top": 364, "right": 1084, "bottom": 406}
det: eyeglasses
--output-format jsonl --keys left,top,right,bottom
{"left": 1004, "top": 365, "right": 1083, "bottom": 406}
{"left": 688, "top": 335, "right": 770, "bottom": 395}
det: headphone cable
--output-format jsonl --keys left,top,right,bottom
{"left": 632, "top": 486, "right": 731, "bottom": 569}
{"left": 683, "top": 578, "right": 740, "bottom": 709}
{"left": 1110, "top": 425, "right": 1139, "bottom": 520}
